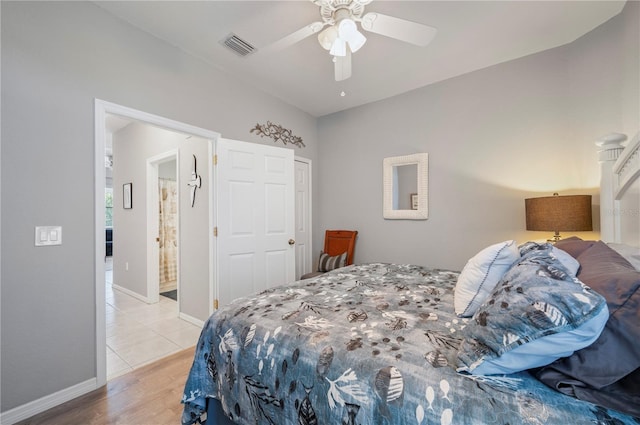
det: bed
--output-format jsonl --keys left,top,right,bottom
{"left": 182, "top": 130, "right": 640, "bottom": 425}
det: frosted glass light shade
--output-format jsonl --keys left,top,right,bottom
{"left": 338, "top": 18, "right": 358, "bottom": 38}
{"left": 338, "top": 18, "right": 366, "bottom": 53}
{"left": 347, "top": 31, "right": 366, "bottom": 52}
{"left": 330, "top": 38, "right": 346, "bottom": 56}
{"left": 318, "top": 25, "right": 338, "bottom": 50}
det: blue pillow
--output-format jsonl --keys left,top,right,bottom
{"left": 457, "top": 242, "right": 608, "bottom": 375}
{"left": 551, "top": 246, "right": 580, "bottom": 276}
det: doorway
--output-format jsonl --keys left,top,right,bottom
{"left": 95, "top": 99, "right": 220, "bottom": 386}
{"left": 145, "top": 150, "right": 180, "bottom": 306}
{"left": 157, "top": 158, "right": 179, "bottom": 300}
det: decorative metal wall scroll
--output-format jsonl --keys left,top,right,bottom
{"left": 250, "top": 121, "right": 305, "bottom": 148}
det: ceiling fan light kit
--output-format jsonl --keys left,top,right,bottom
{"left": 319, "top": 17, "right": 367, "bottom": 57}
{"left": 269, "top": 0, "right": 437, "bottom": 81}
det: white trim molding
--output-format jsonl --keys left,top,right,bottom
{"left": 111, "top": 283, "right": 154, "bottom": 303}
{"left": 179, "top": 312, "right": 205, "bottom": 328}
{"left": 0, "top": 379, "right": 97, "bottom": 425}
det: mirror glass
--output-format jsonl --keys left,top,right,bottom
{"left": 383, "top": 153, "right": 428, "bottom": 220}
{"left": 392, "top": 165, "right": 418, "bottom": 210}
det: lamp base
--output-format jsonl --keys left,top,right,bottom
{"left": 546, "top": 231, "right": 562, "bottom": 243}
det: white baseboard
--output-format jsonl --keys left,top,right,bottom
{"left": 0, "top": 378, "right": 97, "bottom": 425}
{"left": 179, "top": 311, "right": 204, "bottom": 328}
{"left": 112, "top": 283, "right": 152, "bottom": 303}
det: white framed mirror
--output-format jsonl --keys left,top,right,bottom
{"left": 383, "top": 153, "right": 428, "bottom": 220}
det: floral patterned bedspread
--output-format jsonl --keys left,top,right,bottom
{"left": 182, "top": 263, "right": 637, "bottom": 425}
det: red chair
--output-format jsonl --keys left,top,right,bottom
{"left": 301, "top": 230, "right": 358, "bottom": 279}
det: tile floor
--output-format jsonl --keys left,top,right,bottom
{"left": 105, "top": 258, "right": 202, "bottom": 380}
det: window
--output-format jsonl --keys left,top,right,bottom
{"left": 105, "top": 188, "right": 113, "bottom": 227}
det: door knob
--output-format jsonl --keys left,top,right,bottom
{"left": 288, "top": 239, "right": 295, "bottom": 245}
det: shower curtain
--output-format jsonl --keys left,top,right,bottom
{"left": 159, "top": 178, "right": 178, "bottom": 287}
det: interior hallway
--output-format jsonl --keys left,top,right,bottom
{"left": 105, "top": 258, "right": 201, "bottom": 379}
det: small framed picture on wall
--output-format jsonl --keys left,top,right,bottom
{"left": 410, "top": 193, "right": 418, "bottom": 210}
{"left": 123, "top": 183, "right": 132, "bottom": 209}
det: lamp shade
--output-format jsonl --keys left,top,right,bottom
{"left": 525, "top": 194, "right": 593, "bottom": 232}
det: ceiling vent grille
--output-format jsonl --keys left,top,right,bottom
{"left": 220, "top": 33, "right": 255, "bottom": 57}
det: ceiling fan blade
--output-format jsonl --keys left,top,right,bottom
{"left": 360, "top": 12, "right": 437, "bottom": 47}
{"left": 260, "top": 21, "right": 326, "bottom": 54}
{"left": 334, "top": 49, "right": 352, "bottom": 81}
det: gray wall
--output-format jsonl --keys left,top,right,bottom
{"left": 178, "top": 136, "right": 212, "bottom": 321}
{"left": 316, "top": 1, "right": 638, "bottom": 272}
{"left": 567, "top": 0, "right": 640, "bottom": 183}
{"left": 1, "top": 1, "right": 316, "bottom": 413}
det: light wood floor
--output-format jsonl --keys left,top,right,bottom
{"left": 16, "top": 346, "right": 195, "bottom": 425}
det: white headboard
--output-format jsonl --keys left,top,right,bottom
{"left": 598, "top": 130, "right": 640, "bottom": 246}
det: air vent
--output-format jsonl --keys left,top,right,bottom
{"left": 220, "top": 33, "right": 256, "bottom": 57}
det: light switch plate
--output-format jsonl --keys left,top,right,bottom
{"left": 35, "top": 226, "right": 62, "bottom": 246}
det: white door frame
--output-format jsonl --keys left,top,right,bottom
{"left": 94, "top": 99, "right": 220, "bottom": 387}
{"left": 146, "top": 150, "right": 179, "bottom": 306}
{"left": 294, "top": 156, "right": 312, "bottom": 279}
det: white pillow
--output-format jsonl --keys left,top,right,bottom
{"left": 454, "top": 240, "right": 519, "bottom": 317}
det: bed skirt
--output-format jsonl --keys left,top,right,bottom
{"left": 206, "top": 398, "right": 236, "bottom": 425}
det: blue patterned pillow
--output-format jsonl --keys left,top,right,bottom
{"left": 457, "top": 242, "right": 608, "bottom": 375}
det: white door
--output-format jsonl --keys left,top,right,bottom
{"left": 294, "top": 158, "right": 312, "bottom": 279}
{"left": 216, "top": 138, "right": 295, "bottom": 307}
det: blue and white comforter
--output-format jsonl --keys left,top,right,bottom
{"left": 182, "top": 263, "right": 637, "bottom": 424}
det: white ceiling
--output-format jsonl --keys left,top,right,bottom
{"left": 94, "top": 1, "right": 625, "bottom": 117}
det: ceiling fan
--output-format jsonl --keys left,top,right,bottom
{"left": 263, "top": 0, "right": 437, "bottom": 81}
